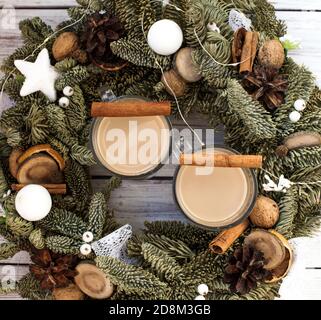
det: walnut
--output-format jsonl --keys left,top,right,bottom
{"left": 258, "top": 40, "right": 285, "bottom": 70}
{"left": 250, "top": 196, "right": 280, "bottom": 228}
{"left": 52, "top": 32, "right": 87, "bottom": 63}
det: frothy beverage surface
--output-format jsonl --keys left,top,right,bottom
{"left": 175, "top": 149, "right": 249, "bottom": 227}
{"left": 95, "top": 116, "right": 170, "bottom": 176}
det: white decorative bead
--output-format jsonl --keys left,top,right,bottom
{"left": 194, "top": 295, "right": 206, "bottom": 300}
{"left": 63, "top": 86, "right": 74, "bottom": 97}
{"left": 82, "top": 231, "right": 94, "bottom": 243}
{"left": 207, "top": 22, "right": 220, "bottom": 33}
{"left": 59, "top": 97, "right": 70, "bottom": 108}
{"left": 289, "top": 110, "right": 301, "bottom": 123}
{"left": 294, "top": 99, "right": 306, "bottom": 111}
{"left": 80, "top": 243, "right": 92, "bottom": 256}
{"left": 197, "top": 284, "right": 209, "bottom": 295}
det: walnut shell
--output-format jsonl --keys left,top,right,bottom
{"left": 52, "top": 32, "right": 87, "bottom": 63}
{"left": 265, "top": 230, "right": 293, "bottom": 283}
{"left": 161, "top": 69, "right": 187, "bottom": 97}
{"left": 53, "top": 283, "right": 84, "bottom": 300}
{"left": 258, "top": 40, "right": 285, "bottom": 70}
{"left": 174, "top": 48, "right": 202, "bottom": 83}
{"left": 250, "top": 196, "right": 280, "bottom": 228}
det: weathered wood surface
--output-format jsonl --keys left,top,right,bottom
{"left": 0, "top": 1, "right": 321, "bottom": 300}
{"left": 1, "top": 0, "right": 321, "bottom": 10}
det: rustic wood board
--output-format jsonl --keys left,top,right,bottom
{"left": 1, "top": 1, "right": 321, "bottom": 300}
{"left": 1, "top": 0, "right": 321, "bottom": 10}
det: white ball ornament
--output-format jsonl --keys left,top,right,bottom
{"left": 289, "top": 110, "right": 301, "bottom": 123}
{"left": 82, "top": 231, "right": 94, "bottom": 243}
{"left": 194, "top": 295, "right": 206, "bottom": 301}
{"left": 63, "top": 86, "right": 74, "bottom": 97}
{"left": 80, "top": 243, "right": 92, "bottom": 256}
{"left": 15, "top": 185, "right": 52, "bottom": 222}
{"left": 294, "top": 99, "right": 306, "bottom": 111}
{"left": 197, "top": 284, "right": 209, "bottom": 295}
{"left": 147, "top": 19, "right": 183, "bottom": 56}
{"left": 59, "top": 96, "right": 70, "bottom": 108}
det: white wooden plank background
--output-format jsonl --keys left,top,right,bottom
{"left": 0, "top": 0, "right": 321, "bottom": 300}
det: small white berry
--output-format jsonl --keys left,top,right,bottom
{"left": 294, "top": 99, "right": 306, "bottom": 111}
{"left": 82, "top": 231, "right": 94, "bottom": 243}
{"left": 63, "top": 86, "right": 74, "bottom": 97}
{"left": 59, "top": 97, "right": 70, "bottom": 108}
{"left": 80, "top": 243, "right": 92, "bottom": 255}
{"left": 194, "top": 295, "right": 206, "bottom": 300}
{"left": 197, "top": 283, "right": 209, "bottom": 295}
{"left": 208, "top": 22, "right": 220, "bottom": 33}
{"left": 289, "top": 110, "right": 301, "bottom": 123}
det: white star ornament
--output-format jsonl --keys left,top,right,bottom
{"left": 14, "top": 48, "right": 59, "bottom": 102}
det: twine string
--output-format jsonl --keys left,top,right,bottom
{"left": 141, "top": 0, "right": 205, "bottom": 147}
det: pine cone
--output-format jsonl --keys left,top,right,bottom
{"left": 29, "top": 248, "right": 78, "bottom": 290}
{"left": 223, "top": 246, "right": 272, "bottom": 295}
{"left": 242, "top": 66, "right": 288, "bottom": 111}
{"left": 81, "top": 13, "right": 127, "bottom": 71}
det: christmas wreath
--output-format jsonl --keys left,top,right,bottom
{"left": 1, "top": 0, "right": 321, "bottom": 300}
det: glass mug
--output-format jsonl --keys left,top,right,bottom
{"left": 91, "top": 94, "right": 172, "bottom": 179}
{"left": 173, "top": 145, "right": 258, "bottom": 229}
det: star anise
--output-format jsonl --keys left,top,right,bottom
{"left": 29, "top": 248, "right": 78, "bottom": 290}
{"left": 242, "top": 66, "right": 288, "bottom": 111}
{"left": 81, "top": 12, "right": 127, "bottom": 71}
{"left": 224, "top": 245, "right": 273, "bottom": 295}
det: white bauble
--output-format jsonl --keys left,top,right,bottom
{"left": 15, "top": 185, "right": 52, "bottom": 221}
{"left": 197, "top": 284, "right": 209, "bottom": 295}
{"left": 147, "top": 19, "right": 183, "bottom": 56}
{"left": 289, "top": 110, "right": 301, "bottom": 123}
{"left": 194, "top": 295, "right": 206, "bottom": 300}
{"left": 294, "top": 99, "right": 306, "bottom": 111}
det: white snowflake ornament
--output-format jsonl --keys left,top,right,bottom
{"left": 229, "top": 9, "right": 251, "bottom": 31}
{"left": 91, "top": 224, "right": 132, "bottom": 261}
{"left": 14, "top": 48, "right": 59, "bottom": 102}
{"left": 263, "top": 174, "right": 292, "bottom": 193}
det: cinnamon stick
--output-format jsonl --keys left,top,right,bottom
{"left": 239, "top": 31, "right": 259, "bottom": 73}
{"left": 91, "top": 101, "right": 172, "bottom": 118}
{"left": 12, "top": 184, "right": 67, "bottom": 195}
{"left": 209, "top": 219, "right": 250, "bottom": 254}
{"left": 179, "top": 153, "right": 262, "bottom": 169}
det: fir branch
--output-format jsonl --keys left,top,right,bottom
{"left": 64, "top": 160, "right": 91, "bottom": 213}
{"left": 70, "top": 144, "right": 96, "bottom": 166}
{"left": 65, "top": 85, "right": 88, "bottom": 133}
{"left": 252, "top": 0, "right": 286, "bottom": 38}
{"left": 141, "top": 243, "right": 185, "bottom": 283}
{"left": 28, "top": 229, "right": 45, "bottom": 250}
{"left": 111, "top": 38, "right": 171, "bottom": 69}
{"left": 96, "top": 256, "right": 169, "bottom": 299}
{"left": 128, "top": 233, "right": 195, "bottom": 263}
{"left": 45, "top": 235, "right": 81, "bottom": 255}
{"left": 18, "top": 274, "right": 53, "bottom": 300}
{"left": 143, "top": 221, "right": 217, "bottom": 251}
{"left": 87, "top": 193, "right": 107, "bottom": 239}
{"left": 276, "top": 187, "right": 299, "bottom": 238}
{"left": 0, "top": 242, "right": 20, "bottom": 260}
{"left": 37, "top": 208, "right": 87, "bottom": 240}
{"left": 19, "top": 17, "right": 53, "bottom": 46}
{"left": 6, "top": 216, "right": 33, "bottom": 238}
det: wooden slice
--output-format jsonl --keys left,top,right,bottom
{"left": 74, "top": 263, "right": 114, "bottom": 299}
